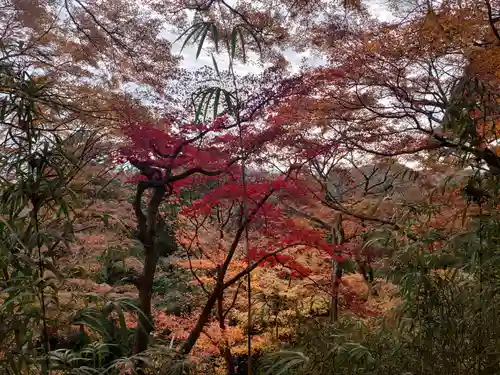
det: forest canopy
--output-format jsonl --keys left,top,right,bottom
{"left": 1, "top": 0, "right": 500, "bottom": 374}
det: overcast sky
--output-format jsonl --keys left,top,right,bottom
{"left": 163, "top": 0, "right": 395, "bottom": 76}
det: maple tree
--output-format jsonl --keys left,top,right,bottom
{"left": 260, "top": 0, "right": 500, "bottom": 268}
{"left": 0, "top": 0, "right": 186, "bottom": 147}
{"left": 286, "top": 0, "right": 500, "bottom": 174}
{"left": 114, "top": 25, "right": 349, "bottom": 371}
{"left": 116, "top": 113, "right": 348, "bottom": 356}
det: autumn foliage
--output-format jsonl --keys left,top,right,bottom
{"left": 2, "top": 0, "right": 500, "bottom": 374}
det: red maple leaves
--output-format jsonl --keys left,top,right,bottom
{"left": 117, "top": 104, "right": 348, "bottom": 280}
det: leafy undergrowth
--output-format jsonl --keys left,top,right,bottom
{"left": 33, "top": 169, "right": 403, "bottom": 369}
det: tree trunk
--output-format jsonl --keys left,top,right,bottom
{"left": 180, "top": 192, "right": 273, "bottom": 355}
{"left": 217, "top": 288, "right": 234, "bottom": 375}
{"left": 182, "top": 216, "right": 252, "bottom": 354}
{"left": 134, "top": 249, "right": 158, "bottom": 354}
{"left": 181, "top": 284, "right": 222, "bottom": 354}
{"left": 331, "top": 258, "right": 340, "bottom": 323}
{"left": 133, "top": 184, "right": 166, "bottom": 357}
{"left": 330, "top": 213, "right": 344, "bottom": 323}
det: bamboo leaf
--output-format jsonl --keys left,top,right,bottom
{"left": 224, "top": 90, "right": 234, "bottom": 115}
{"left": 177, "top": 23, "right": 204, "bottom": 53}
{"left": 194, "top": 89, "right": 212, "bottom": 124}
{"left": 242, "top": 24, "right": 263, "bottom": 58}
{"left": 264, "top": 351, "right": 309, "bottom": 375}
{"left": 237, "top": 27, "right": 246, "bottom": 63}
{"left": 196, "top": 23, "right": 210, "bottom": 59}
{"left": 42, "top": 260, "right": 64, "bottom": 280}
{"left": 210, "top": 23, "right": 219, "bottom": 53}
{"left": 212, "top": 54, "right": 221, "bottom": 79}
{"left": 175, "top": 24, "right": 197, "bottom": 48}
{"left": 202, "top": 88, "right": 215, "bottom": 121}
{"left": 57, "top": 199, "right": 69, "bottom": 218}
{"left": 230, "top": 26, "right": 239, "bottom": 59}
{"left": 213, "top": 88, "right": 221, "bottom": 119}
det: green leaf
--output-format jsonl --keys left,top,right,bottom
{"left": 264, "top": 351, "right": 309, "bottom": 375}
{"left": 42, "top": 260, "right": 64, "bottom": 280}
{"left": 210, "top": 23, "right": 219, "bottom": 53}
{"left": 193, "top": 90, "right": 207, "bottom": 123}
{"left": 211, "top": 54, "right": 221, "bottom": 79}
{"left": 242, "top": 24, "right": 263, "bottom": 58}
{"left": 196, "top": 23, "right": 210, "bottom": 59}
{"left": 213, "top": 88, "right": 221, "bottom": 119}
{"left": 101, "top": 213, "right": 110, "bottom": 227}
{"left": 194, "top": 89, "right": 211, "bottom": 124}
{"left": 203, "top": 88, "right": 215, "bottom": 121}
{"left": 238, "top": 27, "right": 246, "bottom": 63}
{"left": 224, "top": 90, "right": 234, "bottom": 115}
{"left": 230, "top": 26, "right": 238, "bottom": 59}
{"left": 57, "top": 199, "right": 68, "bottom": 218}
{"left": 176, "top": 23, "right": 204, "bottom": 53}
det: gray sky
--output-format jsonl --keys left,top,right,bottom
{"left": 163, "top": 0, "right": 395, "bottom": 76}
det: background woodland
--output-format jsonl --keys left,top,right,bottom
{"left": 1, "top": 0, "right": 500, "bottom": 374}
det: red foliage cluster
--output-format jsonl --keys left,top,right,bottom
{"left": 180, "top": 179, "right": 290, "bottom": 216}
{"left": 118, "top": 117, "right": 234, "bottom": 171}
{"left": 115, "top": 66, "right": 361, "bottom": 356}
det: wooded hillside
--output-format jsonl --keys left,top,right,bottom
{"left": 1, "top": 0, "right": 500, "bottom": 374}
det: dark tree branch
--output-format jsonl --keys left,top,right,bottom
{"left": 486, "top": 0, "right": 500, "bottom": 42}
{"left": 168, "top": 161, "right": 239, "bottom": 182}
{"left": 223, "top": 280, "right": 244, "bottom": 319}
{"left": 223, "top": 243, "right": 305, "bottom": 289}
{"left": 180, "top": 166, "right": 299, "bottom": 355}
